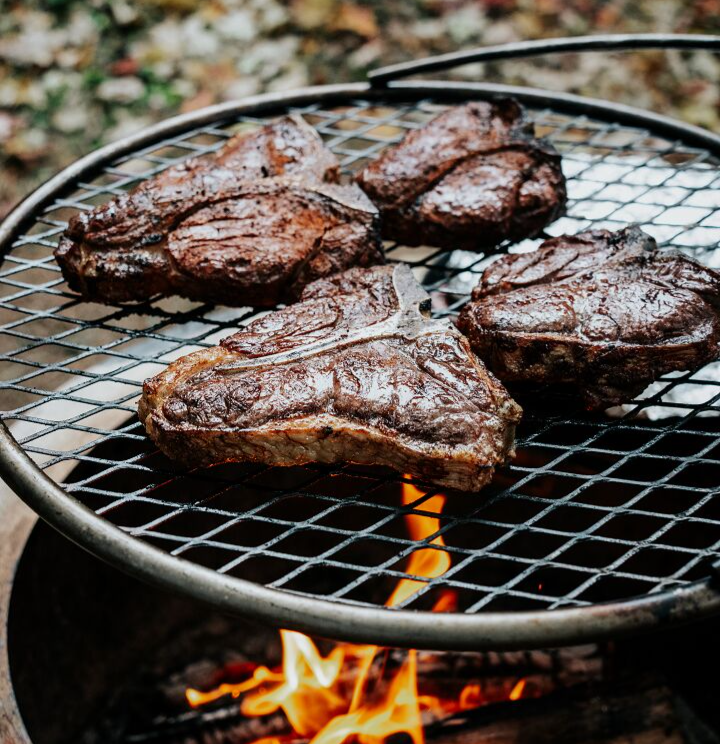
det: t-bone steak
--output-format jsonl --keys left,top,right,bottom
{"left": 139, "top": 264, "right": 522, "bottom": 491}
{"left": 356, "top": 100, "right": 566, "bottom": 251}
{"left": 56, "top": 116, "right": 383, "bottom": 306}
{"left": 456, "top": 226, "right": 720, "bottom": 409}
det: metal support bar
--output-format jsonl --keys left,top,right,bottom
{"left": 369, "top": 33, "right": 721, "bottom": 86}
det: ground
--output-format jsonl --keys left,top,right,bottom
{"left": 0, "top": 0, "right": 718, "bottom": 218}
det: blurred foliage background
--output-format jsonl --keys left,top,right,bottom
{"left": 0, "top": 0, "right": 718, "bottom": 218}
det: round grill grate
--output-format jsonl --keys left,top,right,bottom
{"left": 0, "top": 86, "right": 718, "bottom": 649}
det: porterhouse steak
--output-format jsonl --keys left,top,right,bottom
{"left": 139, "top": 264, "right": 522, "bottom": 492}
{"left": 457, "top": 226, "right": 720, "bottom": 409}
{"left": 356, "top": 100, "right": 566, "bottom": 250}
{"left": 56, "top": 116, "right": 383, "bottom": 306}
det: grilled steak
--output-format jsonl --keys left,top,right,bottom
{"left": 56, "top": 116, "right": 383, "bottom": 306}
{"left": 139, "top": 264, "right": 522, "bottom": 492}
{"left": 457, "top": 226, "right": 720, "bottom": 409}
{"left": 356, "top": 100, "right": 566, "bottom": 250}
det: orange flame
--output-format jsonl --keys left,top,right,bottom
{"left": 242, "top": 630, "right": 347, "bottom": 736}
{"left": 431, "top": 590, "right": 458, "bottom": 613}
{"left": 459, "top": 683, "right": 483, "bottom": 710}
{"left": 186, "top": 666, "right": 282, "bottom": 707}
{"left": 311, "top": 650, "right": 424, "bottom": 744}
{"left": 338, "top": 483, "right": 451, "bottom": 741}
{"left": 508, "top": 678, "right": 526, "bottom": 701}
{"left": 386, "top": 482, "right": 450, "bottom": 609}
{"left": 186, "top": 478, "right": 527, "bottom": 744}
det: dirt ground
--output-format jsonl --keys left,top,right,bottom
{"left": 0, "top": 0, "right": 719, "bottom": 218}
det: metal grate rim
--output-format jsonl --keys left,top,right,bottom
{"left": 0, "top": 82, "right": 718, "bottom": 650}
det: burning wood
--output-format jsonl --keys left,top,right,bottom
{"left": 144, "top": 674, "right": 682, "bottom": 744}
{"left": 182, "top": 480, "right": 536, "bottom": 744}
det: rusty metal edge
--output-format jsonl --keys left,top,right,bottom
{"left": 0, "top": 488, "right": 36, "bottom": 742}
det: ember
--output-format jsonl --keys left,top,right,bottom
{"left": 186, "top": 479, "right": 527, "bottom": 743}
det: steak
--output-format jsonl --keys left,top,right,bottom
{"left": 456, "top": 226, "right": 720, "bottom": 410}
{"left": 55, "top": 116, "right": 383, "bottom": 306}
{"left": 139, "top": 264, "right": 522, "bottom": 492}
{"left": 356, "top": 100, "right": 566, "bottom": 250}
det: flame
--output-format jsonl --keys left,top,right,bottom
{"left": 341, "top": 480, "right": 450, "bottom": 725}
{"left": 242, "top": 630, "right": 347, "bottom": 736}
{"left": 509, "top": 678, "right": 526, "bottom": 701}
{"left": 186, "top": 478, "right": 528, "bottom": 744}
{"left": 311, "top": 650, "right": 424, "bottom": 744}
{"left": 431, "top": 589, "right": 458, "bottom": 613}
{"left": 459, "top": 683, "right": 483, "bottom": 710}
{"left": 186, "top": 666, "right": 282, "bottom": 707}
{"left": 386, "top": 482, "right": 450, "bottom": 609}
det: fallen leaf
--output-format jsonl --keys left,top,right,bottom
{"left": 481, "top": 0, "right": 518, "bottom": 12}
{"left": 5, "top": 129, "right": 50, "bottom": 163}
{"left": 595, "top": 4, "right": 621, "bottom": 28}
{"left": 0, "top": 111, "right": 22, "bottom": 143}
{"left": 109, "top": 57, "right": 139, "bottom": 76}
{"left": 180, "top": 88, "right": 214, "bottom": 112}
{"left": 291, "top": 0, "right": 336, "bottom": 30}
{"left": 144, "top": 0, "right": 198, "bottom": 13}
{"left": 331, "top": 2, "right": 378, "bottom": 38}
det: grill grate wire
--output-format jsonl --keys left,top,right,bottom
{"left": 0, "top": 97, "right": 718, "bottom": 617}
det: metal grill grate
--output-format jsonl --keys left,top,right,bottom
{"left": 0, "top": 93, "right": 718, "bottom": 632}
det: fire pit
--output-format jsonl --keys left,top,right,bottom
{"left": 0, "top": 33, "right": 718, "bottom": 744}
{"left": 1, "top": 495, "right": 718, "bottom": 744}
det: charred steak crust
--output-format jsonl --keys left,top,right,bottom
{"left": 55, "top": 116, "right": 384, "bottom": 306}
{"left": 457, "top": 226, "right": 720, "bottom": 409}
{"left": 139, "top": 264, "right": 522, "bottom": 492}
{"left": 355, "top": 100, "right": 567, "bottom": 250}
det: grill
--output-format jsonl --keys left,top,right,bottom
{"left": 0, "top": 35, "right": 718, "bottom": 651}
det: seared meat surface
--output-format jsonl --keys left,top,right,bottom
{"left": 56, "top": 116, "right": 383, "bottom": 306}
{"left": 457, "top": 226, "right": 720, "bottom": 409}
{"left": 356, "top": 100, "right": 566, "bottom": 250}
{"left": 140, "top": 264, "right": 522, "bottom": 492}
